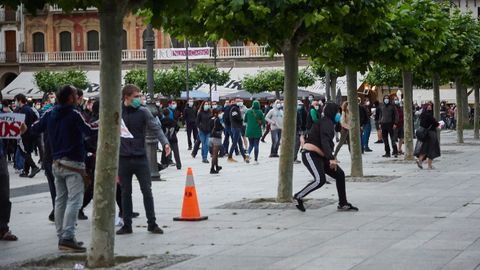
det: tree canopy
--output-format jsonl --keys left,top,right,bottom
{"left": 34, "top": 70, "right": 89, "bottom": 93}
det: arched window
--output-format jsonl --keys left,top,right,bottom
{"left": 32, "top": 32, "right": 45, "bottom": 52}
{"left": 170, "top": 35, "right": 183, "bottom": 48}
{"left": 122, "top": 30, "right": 128, "bottom": 50}
{"left": 142, "top": 29, "right": 156, "bottom": 49}
{"left": 59, "top": 31, "right": 72, "bottom": 51}
{"left": 87, "top": 30, "right": 99, "bottom": 51}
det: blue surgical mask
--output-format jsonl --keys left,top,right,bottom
{"left": 204, "top": 105, "right": 210, "bottom": 111}
{"left": 335, "top": 113, "right": 341, "bottom": 123}
{"left": 384, "top": 99, "right": 390, "bottom": 104}
{"left": 297, "top": 105, "right": 302, "bottom": 110}
{"left": 171, "top": 104, "right": 177, "bottom": 110}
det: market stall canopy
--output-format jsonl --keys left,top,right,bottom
{"left": 180, "top": 90, "right": 209, "bottom": 100}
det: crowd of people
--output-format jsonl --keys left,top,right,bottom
{"left": 0, "top": 85, "right": 445, "bottom": 253}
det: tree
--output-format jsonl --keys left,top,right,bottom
{"left": 7, "top": 0, "right": 191, "bottom": 267}
{"left": 34, "top": 70, "right": 89, "bottom": 93}
{"left": 242, "top": 69, "right": 315, "bottom": 98}
{"left": 375, "top": 0, "right": 448, "bottom": 159}
{"left": 192, "top": 64, "right": 230, "bottom": 100}
{"left": 311, "top": 60, "right": 345, "bottom": 103}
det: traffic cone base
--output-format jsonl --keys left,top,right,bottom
{"left": 173, "top": 168, "right": 208, "bottom": 222}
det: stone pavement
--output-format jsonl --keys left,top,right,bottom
{"left": 1, "top": 129, "right": 480, "bottom": 270}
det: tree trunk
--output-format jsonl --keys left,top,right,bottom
{"left": 462, "top": 86, "right": 469, "bottom": 126}
{"left": 330, "top": 75, "right": 337, "bottom": 103}
{"left": 345, "top": 66, "right": 363, "bottom": 177}
{"left": 402, "top": 70, "right": 414, "bottom": 160}
{"left": 433, "top": 73, "right": 441, "bottom": 141}
{"left": 325, "top": 71, "right": 331, "bottom": 101}
{"left": 474, "top": 84, "right": 479, "bottom": 139}
{"left": 277, "top": 42, "right": 298, "bottom": 202}
{"left": 456, "top": 78, "right": 464, "bottom": 143}
{"left": 87, "top": 4, "right": 125, "bottom": 268}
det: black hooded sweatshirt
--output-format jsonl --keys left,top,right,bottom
{"left": 304, "top": 103, "right": 338, "bottom": 160}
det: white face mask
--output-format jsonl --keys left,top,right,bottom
{"left": 237, "top": 102, "right": 243, "bottom": 107}
{"left": 314, "top": 105, "right": 319, "bottom": 110}
{"left": 155, "top": 102, "right": 161, "bottom": 107}
{"left": 50, "top": 98, "right": 55, "bottom": 104}
{"left": 276, "top": 103, "right": 282, "bottom": 109}
{"left": 366, "top": 101, "right": 370, "bottom": 106}
{"left": 188, "top": 102, "right": 194, "bottom": 107}
{"left": 35, "top": 105, "right": 41, "bottom": 110}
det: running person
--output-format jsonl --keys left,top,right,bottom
{"left": 293, "top": 102, "right": 358, "bottom": 212}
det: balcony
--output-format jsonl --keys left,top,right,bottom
{"left": 0, "top": 8, "right": 20, "bottom": 23}
{"left": 0, "top": 52, "right": 18, "bottom": 63}
{"left": 49, "top": 5, "right": 98, "bottom": 13}
{"left": 18, "top": 46, "right": 281, "bottom": 64}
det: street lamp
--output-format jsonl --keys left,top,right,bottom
{"left": 144, "top": 24, "right": 161, "bottom": 181}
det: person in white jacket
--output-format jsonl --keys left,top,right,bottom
{"left": 265, "top": 100, "right": 284, "bottom": 157}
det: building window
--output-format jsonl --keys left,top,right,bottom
{"left": 32, "top": 32, "right": 45, "bottom": 52}
{"left": 59, "top": 31, "right": 72, "bottom": 51}
{"left": 122, "top": 30, "right": 127, "bottom": 50}
{"left": 87, "top": 30, "right": 99, "bottom": 51}
{"left": 170, "top": 35, "right": 183, "bottom": 48}
{"left": 229, "top": 40, "right": 244, "bottom": 47}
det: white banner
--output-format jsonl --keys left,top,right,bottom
{"left": 158, "top": 47, "right": 210, "bottom": 60}
{"left": 0, "top": 113, "right": 26, "bottom": 139}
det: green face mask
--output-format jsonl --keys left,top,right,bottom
{"left": 131, "top": 98, "right": 142, "bottom": 108}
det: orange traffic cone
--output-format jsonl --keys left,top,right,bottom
{"left": 173, "top": 167, "right": 208, "bottom": 221}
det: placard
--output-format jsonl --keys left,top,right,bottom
{"left": 0, "top": 113, "right": 26, "bottom": 139}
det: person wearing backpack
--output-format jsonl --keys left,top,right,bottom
{"left": 244, "top": 100, "right": 265, "bottom": 164}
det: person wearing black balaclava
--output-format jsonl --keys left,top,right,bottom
{"left": 379, "top": 95, "right": 399, "bottom": 158}
{"left": 415, "top": 102, "right": 440, "bottom": 169}
{"left": 293, "top": 102, "right": 359, "bottom": 212}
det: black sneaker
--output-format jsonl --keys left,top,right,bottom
{"left": 19, "top": 172, "right": 29, "bottom": 178}
{"left": 28, "top": 167, "right": 41, "bottom": 178}
{"left": 132, "top": 212, "right": 140, "bottom": 218}
{"left": 337, "top": 203, "right": 359, "bottom": 212}
{"left": 148, "top": 225, "right": 164, "bottom": 234}
{"left": 382, "top": 154, "right": 391, "bottom": 158}
{"left": 48, "top": 211, "right": 55, "bottom": 222}
{"left": 365, "top": 148, "right": 373, "bottom": 152}
{"left": 202, "top": 159, "right": 209, "bottom": 164}
{"left": 216, "top": 166, "right": 223, "bottom": 172}
{"left": 210, "top": 169, "right": 219, "bottom": 174}
{"left": 293, "top": 196, "right": 306, "bottom": 212}
{"left": 78, "top": 210, "right": 88, "bottom": 220}
{"left": 58, "top": 238, "right": 86, "bottom": 253}
{"left": 116, "top": 226, "right": 133, "bottom": 235}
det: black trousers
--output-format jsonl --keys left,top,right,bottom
{"left": 161, "top": 142, "right": 181, "bottom": 169}
{"left": 81, "top": 156, "right": 96, "bottom": 210}
{"left": 381, "top": 123, "right": 398, "bottom": 155}
{"left": 294, "top": 151, "right": 348, "bottom": 206}
{"left": 44, "top": 160, "right": 56, "bottom": 209}
{"left": 186, "top": 123, "right": 198, "bottom": 149}
{"left": 20, "top": 146, "right": 38, "bottom": 174}
{"left": 118, "top": 156, "right": 156, "bottom": 227}
{"left": 0, "top": 155, "right": 11, "bottom": 232}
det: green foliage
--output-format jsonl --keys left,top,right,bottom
{"left": 364, "top": 64, "right": 438, "bottom": 89}
{"left": 192, "top": 64, "right": 230, "bottom": 90}
{"left": 34, "top": 70, "right": 89, "bottom": 93}
{"left": 242, "top": 69, "right": 315, "bottom": 95}
{"left": 123, "top": 69, "right": 147, "bottom": 91}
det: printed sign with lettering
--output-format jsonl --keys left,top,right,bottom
{"left": 0, "top": 113, "right": 26, "bottom": 139}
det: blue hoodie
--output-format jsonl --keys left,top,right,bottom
{"left": 31, "top": 105, "right": 97, "bottom": 162}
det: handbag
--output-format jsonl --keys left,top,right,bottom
{"left": 415, "top": 125, "right": 431, "bottom": 141}
{"left": 252, "top": 110, "right": 263, "bottom": 126}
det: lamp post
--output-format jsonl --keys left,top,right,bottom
{"left": 185, "top": 37, "right": 190, "bottom": 99}
{"left": 144, "top": 24, "right": 161, "bottom": 181}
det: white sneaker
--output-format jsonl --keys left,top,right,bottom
{"left": 115, "top": 217, "right": 124, "bottom": 227}
{"left": 254, "top": 161, "right": 259, "bottom": 165}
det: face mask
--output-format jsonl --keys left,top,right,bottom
{"left": 314, "top": 105, "right": 319, "bottom": 110}
{"left": 141, "top": 99, "right": 146, "bottom": 106}
{"left": 50, "top": 98, "right": 55, "bottom": 104}
{"left": 155, "top": 102, "right": 161, "bottom": 107}
{"left": 308, "top": 97, "right": 313, "bottom": 101}
{"left": 384, "top": 99, "right": 390, "bottom": 104}
{"left": 366, "top": 101, "right": 370, "bottom": 106}
{"left": 394, "top": 100, "right": 400, "bottom": 105}
{"left": 297, "top": 105, "right": 302, "bottom": 110}
{"left": 131, "top": 97, "right": 142, "bottom": 108}
{"left": 35, "top": 105, "right": 41, "bottom": 110}
{"left": 237, "top": 102, "right": 243, "bottom": 107}
{"left": 14, "top": 101, "right": 19, "bottom": 107}
{"left": 171, "top": 104, "right": 177, "bottom": 110}
{"left": 204, "top": 105, "right": 210, "bottom": 111}
{"left": 335, "top": 112, "right": 341, "bottom": 123}
{"left": 212, "top": 105, "right": 217, "bottom": 109}
{"left": 188, "top": 102, "right": 194, "bottom": 107}
{"left": 276, "top": 103, "right": 282, "bottom": 109}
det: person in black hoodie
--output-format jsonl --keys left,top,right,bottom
{"left": 161, "top": 108, "right": 182, "bottom": 170}
{"left": 379, "top": 95, "right": 399, "bottom": 157}
{"left": 415, "top": 102, "right": 440, "bottom": 169}
{"left": 183, "top": 99, "right": 198, "bottom": 150}
{"left": 199, "top": 102, "right": 214, "bottom": 163}
{"left": 228, "top": 98, "right": 249, "bottom": 163}
{"left": 31, "top": 85, "right": 98, "bottom": 252}
{"left": 210, "top": 108, "right": 224, "bottom": 174}
{"left": 293, "top": 102, "right": 358, "bottom": 212}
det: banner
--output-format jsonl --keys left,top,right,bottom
{"left": 158, "top": 47, "right": 210, "bottom": 60}
{"left": 0, "top": 113, "right": 25, "bottom": 139}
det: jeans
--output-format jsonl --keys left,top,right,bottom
{"left": 229, "top": 128, "right": 246, "bottom": 158}
{"left": 15, "top": 146, "right": 24, "bottom": 170}
{"left": 270, "top": 129, "right": 282, "bottom": 155}
{"left": 247, "top": 138, "right": 260, "bottom": 161}
{"left": 186, "top": 123, "right": 198, "bottom": 149}
{"left": 118, "top": 156, "right": 156, "bottom": 228}
{"left": 0, "top": 155, "right": 11, "bottom": 233}
{"left": 52, "top": 160, "right": 85, "bottom": 240}
{"left": 361, "top": 121, "right": 372, "bottom": 150}
{"left": 198, "top": 131, "right": 210, "bottom": 161}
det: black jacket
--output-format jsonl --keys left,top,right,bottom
{"left": 304, "top": 103, "right": 338, "bottom": 160}
{"left": 359, "top": 105, "right": 368, "bottom": 126}
{"left": 230, "top": 105, "right": 243, "bottom": 129}
{"left": 210, "top": 117, "right": 224, "bottom": 138}
{"left": 120, "top": 105, "right": 169, "bottom": 157}
{"left": 196, "top": 110, "right": 212, "bottom": 133}
{"left": 420, "top": 111, "right": 439, "bottom": 131}
{"left": 183, "top": 106, "right": 197, "bottom": 124}
{"left": 19, "top": 105, "right": 38, "bottom": 148}
{"left": 161, "top": 117, "right": 179, "bottom": 143}
{"left": 379, "top": 104, "right": 399, "bottom": 125}
{"left": 223, "top": 105, "right": 232, "bottom": 127}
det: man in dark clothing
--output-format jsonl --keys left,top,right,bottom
{"left": 222, "top": 100, "right": 232, "bottom": 155}
{"left": 116, "top": 85, "right": 171, "bottom": 235}
{"left": 294, "top": 100, "right": 307, "bottom": 163}
{"left": 194, "top": 102, "right": 212, "bottom": 163}
{"left": 31, "top": 85, "right": 97, "bottom": 252}
{"left": 379, "top": 95, "right": 399, "bottom": 157}
{"left": 358, "top": 98, "right": 370, "bottom": 153}
{"left": 228, "top": 98, "right": 249, "bottom": 163}
{"left": 183, "top": 99, "right": 198, "bottom": 150}
{"left": 161, "top": 108, "right": 182, "bottom": 170}
{"left": 293, "top": 102, "right": 358, "bottom": 212}
{"left": 15, "top": 94, "right": 41, "bottom": 178}
{"left": 361, "top": 99, "right": 373, "bottom": 153}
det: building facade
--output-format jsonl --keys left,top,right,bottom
{"left": 0, "top": 5, "right": 22, "bottom": 90}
